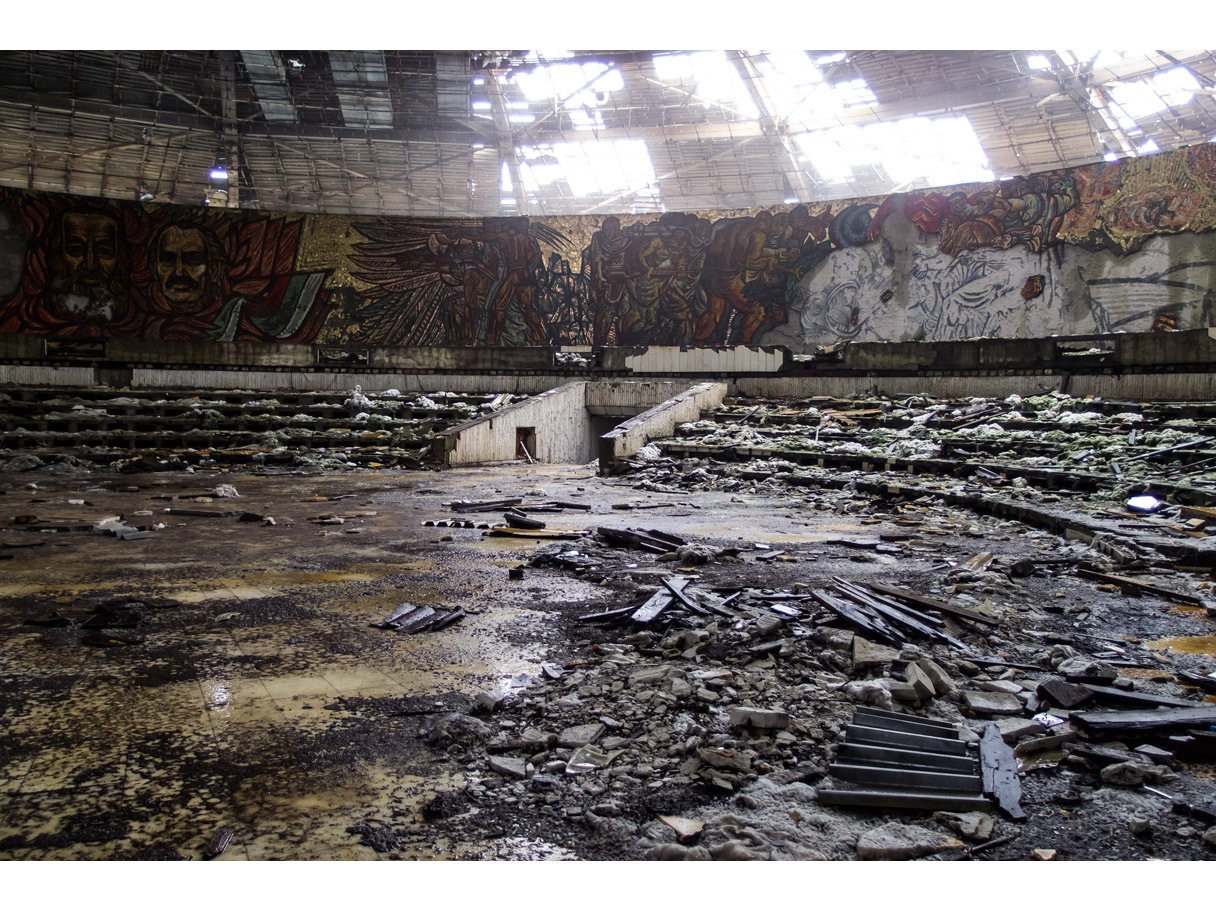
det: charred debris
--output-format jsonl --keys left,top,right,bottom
{"left": 397, "top": 391, "right": 1216, "bottom": 860}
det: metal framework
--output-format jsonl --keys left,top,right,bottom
{"left": 1, "top": 49, "right": 1214, "bottom": 216}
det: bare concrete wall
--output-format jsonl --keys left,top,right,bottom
{"left": 585, "top": 380, "right": 701, "bottom": 415}
{"left": 0, "top": 366, "right": 581, "bottom": 395}
{"left": 1067, "top": 372, "right": 1216, "bottom": 400}
{"left": 618, "top": 346, "right": 788, "bottom": 374}
{"left": 732, "top": 375, "right": 1064, "bottom": 400}
{"left": 600, "top": 382, "right": 727, "bottom": 466}
{"left": 439, "top": 381, "right": 589, "bottom": 466}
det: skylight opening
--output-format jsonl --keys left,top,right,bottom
{"left": 753, "top": 51, "right": 824, "bottom": 120}
{"left": 1108, "top": 66, "right": 1200, "bottom": 120}
{"left": 652, "top": 51, "right": 759, "bottom": 119}
{"left": 794, "top": 115, "right": 992, "bottom": 190}
{"left": 815, "top": 52, "right": 846, "bottom": 65}
{"left": 1092, "top": 50, "right": 1127, "bottom": 69}
{"left": 832, "top": 78, "right": 877, "bottom": 108}
{"left": 471, "top": 100, "right": 491, "bottom": 111}
{"left": 512, "top": 61, "right": 623, "bottom": 131}
{"left": 500, "top": 161, "right": 513, "bottom": 193}
{"left": 1138, "top": 138, "right": 1161, "bottom": 155}
{"left": 1026, "top": 53, "right": 1052, "bottom": 70}
{"left": 516, "top": 139, "right": 657, "bottom": 199}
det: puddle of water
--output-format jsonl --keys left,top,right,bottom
{"left": 1145, "top": 636, "right": 1216, "bottom": 655}
{"left": 489, "top": 836, "right": 579, "bottom": 860}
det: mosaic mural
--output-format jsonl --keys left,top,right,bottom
{"left": 2, "top": 142, "right": 1216, "bottom": 350}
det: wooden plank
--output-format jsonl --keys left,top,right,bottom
{"left": 831, "top": 582, "right": 962, "bottom": 646}
{"left": 1071, "top": 707, "right": 1216, "bottom": 735}
{"left": 810, "top": 589, "right": 902, "bottom": 645}
{"left": 980, "top": 722, "right": 1026, "bottom": 820}
{"left": 449, "top": 498, "right": 522, "bottom": 513}
{"left": 852, "top": 708, "right": 963, "bottom": 736}
{"left": 838, "top": 743, "right": 977, "bottom": 774}
{"left": 373, "top": 601, "right": 421, "bottom": 629}
{"left": 578, "top": 605, "right": 636, "bottom": 623}
{"left": 867, "top": 582, "right": 999, "bottom": 626}
{"left": 396, "top": 605, "right": 437, "bottom": 634}
{"left": 630, "top": 588, "right": 676, "bottom": 624}
{"left": 485, "top": 526, "right": 589, "bottom": 539}
{"left": 429, "top": 607, "right": 466, "bottom": 630}
{"left": 816, "top": 789, "right": 992, "bottom": 812}
{"left": 845, "top": 724, "right": 968, "bottom": 755}
{"left": 1082, "top": 683, "right": 1198, "bottom": 709}
{"left": 834, "top": 579, "right": 944, "bottom": 628}
{"left": 830, "top": 762, "right": 982, "bottom": 793}
{"left": 662, "top": 577, "right": 709, "bottom": 615}
{"left": 1074, "top": 568, "right": 1203, "bottom": 606}
{"left": 851, "top": 705, "right": 960, "bottom": 730}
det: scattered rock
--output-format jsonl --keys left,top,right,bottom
{"left": 840, "top": 680, "right": 894, "bottom": 711}
{"left": 962, "top": 691, "right": 1024, "bottom": 715}
{"left": 855, "top": 823, "right": 963, "bottom": 860}
{"left": 1101, "top": 761, "right": 1167, "bottom": 787}
{"left": 1037, "top": 677, "right": 1094, "bottom": 709}
{"left": 852, "top": 637, "right": 899, "bottom": 668}
{"left": 727, "top": 706, "right": 790, "bottom": 730}
{"left": 932, "top": 811, "right": 995, "bottom": 842}
{"left": 905, "top": 662, "right": 936, "bottom": 701}
{"left": 1031, "top": 848, "right": 1057, "bottom": 860}
{"left": 918, "top": 657, "right": 957, "bottom": 695}
{"left": 424, "top": 713, "right": 491, "bottom": 748}
{"left": 488, "top": 756, "right": 528, "bottom": 778}
{"left": 557, "top": 723, "right": 606, "bottom": 748}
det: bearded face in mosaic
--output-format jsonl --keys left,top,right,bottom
{"left": 153, "top": 224, "right": 228, "bottom": 314}
{"left": 47, "top": 211, "right": 131, "bottom": 324}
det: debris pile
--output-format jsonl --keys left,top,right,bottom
{"left": 0, "top": 386, "right": 524, "bottom": 473}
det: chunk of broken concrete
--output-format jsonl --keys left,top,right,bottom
{"left": 963, "top": 691, "right": 1024, "bottom": 715}
{"left": 978, "top": 679, "right": 1024, "bottom": 695}
{"left": 656, "top": 814, "right": 704, "bottom": 843}
{"left": 918, "top": 657, "right": 957, "bottom": 695}
{"left": 697, "top": 746, "right": 756, "bottom": 772}
{"left": 1037, "top": 677, "right": 1094, "bottom": 709}
{"left": 1031, "top": 848, "right": 1057, "bottom": 861}
{"left": 888, "top": 680, "right": 921, "bottom": 705}
{"left": 905, "top": 662, "right": 936, "bottom": 701}
{"left": 932, "top": 811, "right": 995, "bottom": 842}
{"left": 1014, "top": 724, "right": 1076, "bottom": 756}
{"left": 840, "top": 680, "right": 894, "bottom": 711}
{"left": 855, "top": 822, "right": 963, "bottom": 860}
{"left": 558, "top": 723, "right": 606, "bottom": 748}
{"left": 1100, "top": 761, "right": 1167, "bottom": 787}
{"left": 488, "top": 756, "right": 528, "bottom": 778}
{"left": 996, "top": 716, "right": 1045, "bottom": 744}
{"left": 728, "top": 706, "right": 790, "bottom": 730}
{"left": 853, "top": 636, "right": 899, "bottom": 668}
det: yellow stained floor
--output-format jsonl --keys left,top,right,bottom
{"left": 0, "top": 465, "right": 605, "bottom": 860}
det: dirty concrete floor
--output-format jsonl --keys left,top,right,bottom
{"left": 0, "top": 464, "right": 615, "bottom": 861}
{"left": 2, "top": 462, "right": 870, "bottom": 862}
{"left": 2, "top": 462, "right": 1215, "bottom": 864}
